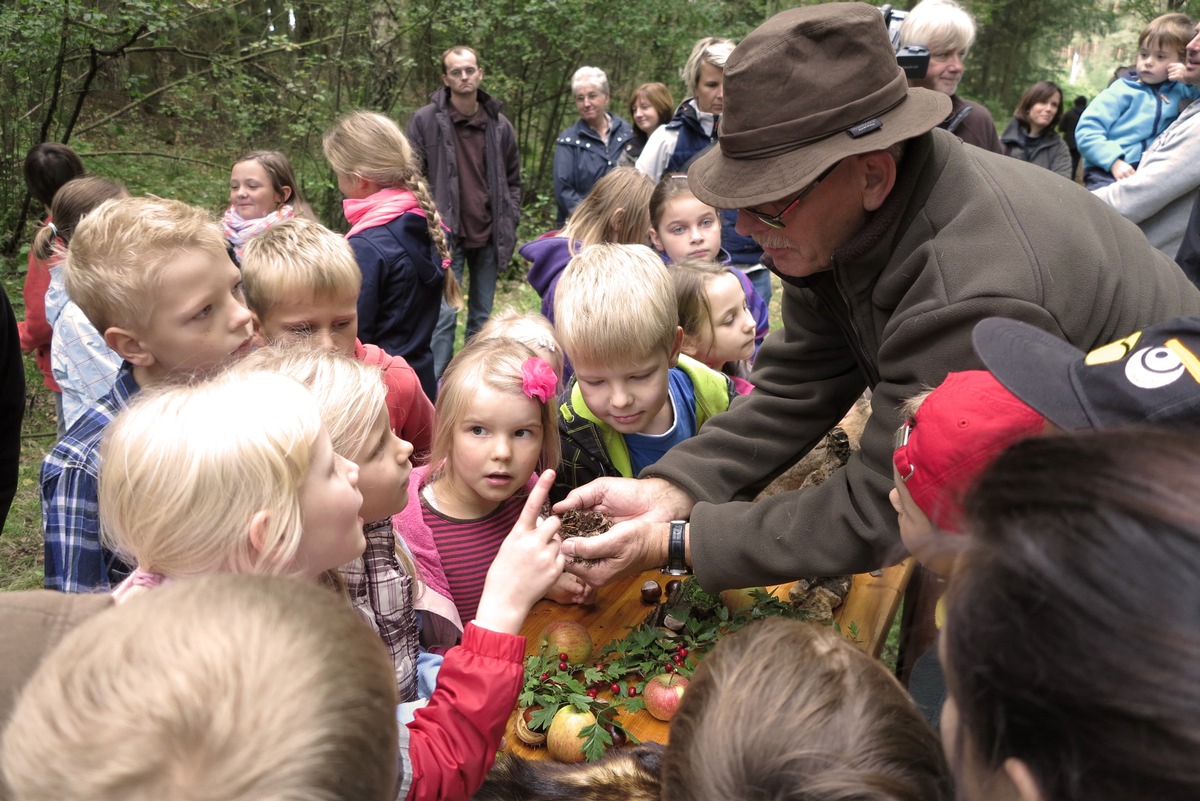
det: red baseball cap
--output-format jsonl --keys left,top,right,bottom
{"left": 893, "top": 371, "right": 1045, "bottom": 532}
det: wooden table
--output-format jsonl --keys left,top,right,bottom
{"left": 504, "top": 559, "right": 913, "bottom": 758}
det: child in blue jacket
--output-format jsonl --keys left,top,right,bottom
{"left": 1076, "top": 13, "right": 1199, "bottom": 189}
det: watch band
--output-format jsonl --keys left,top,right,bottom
{"left": 662, "top": 520, "right": 691, "bottom": 575}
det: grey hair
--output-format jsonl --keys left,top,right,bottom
{"left": 571, "top": 66, "right": 610, "bottom": 96}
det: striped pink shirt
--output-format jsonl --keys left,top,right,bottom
{"left": 421, "top": 490, "right": 527, "bottom": 625}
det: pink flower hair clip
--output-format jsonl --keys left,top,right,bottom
{"left": 521, "top": 357, "right": 558, "bottom": 403}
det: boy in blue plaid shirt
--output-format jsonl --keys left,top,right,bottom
{"left": 39, "top": 197, "right": 254, "bottom": 592}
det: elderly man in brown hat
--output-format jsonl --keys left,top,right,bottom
{"left": 553, "top": 3, "right": 1200, "bottom": 591}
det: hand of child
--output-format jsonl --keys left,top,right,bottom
{"left": 1110, "top": 159, "right": 1136, "bottom": 181}
{"left": 1169, "top": 62, "right": 1187, "bottom": 82}
{"left": 543, "top": 572, "right": 598, "bottom": 606}
{"left": 474, "top": 470, "right": 565, "bottom": 635}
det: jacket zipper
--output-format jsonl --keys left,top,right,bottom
{"left": 807, "top": 273, "right": 881, "bottom": 388}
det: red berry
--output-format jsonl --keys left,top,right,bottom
{"left": 610, "top": 683, "right": 621, "bottom": 694}
{"left": 628, "top": 686, "right": 637, "bottom": 696}
{"left": 558, "top": 652, "right": 569, "bottom": 662}
{"left": 678, "top": 648, "right": 689, "bottom": 658}
{"left": 673, "top": 654, "right": 683, "bottom": 664}
{"left": 558, "top": 661, "right": 569, "bottom": 671}
{"left": 539, "top": 672, "right": 549, "bottom": 682}
{"left": 664, "top": 663, "right": 675, "bottom": 673}
{"left": 587, "top": 688, "right": 598, "bottom": 698}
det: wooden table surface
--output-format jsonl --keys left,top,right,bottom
{"left": 504, "top": 559, "right": 914, "bottom": 758}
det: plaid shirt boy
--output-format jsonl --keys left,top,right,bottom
{"left": 40, "top": 364, "right": 139, "bottom": 592}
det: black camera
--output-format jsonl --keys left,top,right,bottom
{"left": 880, "top": 5, "right": 930, "bottom": 79}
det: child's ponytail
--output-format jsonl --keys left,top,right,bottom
{"left": 32, "top": 221, "right": 60, "bottom": 263}
{"left": 34, "top": 174, "right": 126, "bottom": 262}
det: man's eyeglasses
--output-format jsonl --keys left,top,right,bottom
{"left": 448, "top": 67, "right": 478, "bottom": 78}
{"left": 743, "top": 163, "right": 838, "bottom": 229}
{"left": 574, "top": 92, "right": 602, "bottom": 104}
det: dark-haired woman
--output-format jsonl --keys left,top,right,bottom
{"left": 1000, "top": 81, "right": 1073, "bottom": 178}
{"left": 943, "top": 429, "right": 1200, "bottom": 801}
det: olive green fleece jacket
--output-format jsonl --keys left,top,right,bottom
{"left": 645, "top": 128, "right": 1200, "bottom": 593}
{"left": 554, "top": 354, "right": 735, "bottom": 503}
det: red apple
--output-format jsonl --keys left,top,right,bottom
{"left": 643, "top": 673, "right": 689, "bottom": 721}
{"left": 539, "top": 620, "right": 593, "bottom": 664}
{"left": 545, "top": 705, "right": 596, "bottom": 762}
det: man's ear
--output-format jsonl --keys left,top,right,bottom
{"left": 248, "top": 510, "right": 272, "bottom": 557}
{"left": 668, "top": 326, "right": 683, "bottom": 367}
{"left": 104, "top": 326, "right": 155, "bottom": 368}
{"left": 858, "top": 151, "right": 897, "bottom": 212}
{"left": 1004, "top": 759, "right": 1046, "bottom": 801}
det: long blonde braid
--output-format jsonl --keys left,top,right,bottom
{"left": 408, "top": 172, "right": 462, "bottom": 310}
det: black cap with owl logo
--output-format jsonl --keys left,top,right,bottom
{"left": 972, "top": 317, "right": 1200, "bottom": 431}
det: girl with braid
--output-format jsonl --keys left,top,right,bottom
{"left": 324, "top": 110, "right": 463, "bottom": 400}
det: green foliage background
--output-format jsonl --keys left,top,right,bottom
{"left": 3, "top": 0, "right": 1198, "bottom": 255}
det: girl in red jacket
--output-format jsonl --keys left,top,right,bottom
{"left": 17, "top": 143, "right": 85, "bottom": 417}
{"left": 98, "top": 367, "right": 566, "bottom": 801}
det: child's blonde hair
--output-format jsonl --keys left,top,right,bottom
{"left": 32, "top": 175, "right": 125, "bottom": 262}
{"left": 475, "top": 308, "right": 565, "bottom": 389}
{"left": 241, "top": 217, "right": 362, "bottom": 319}
{"left": 562, "top": 167, "right": 654, "bottom": 253}
{"left": 1140, "top": 12, "right": 1194, "bottom": 59}
{"left": 663, "top": 618, "right": 952, "bottom": 801}
{"left": 64, "top": 196, "right": 229, "bottom": 335}
{"left": 432, "top": 337, "right": 561, "bottom": 478}
{"left": 98, "top": 370, "right": 322, "bottom": 580}
{"left": 234, "top": 345, "right": 384, "bottom": 460}
{"left": 322, "top": 110, "right": 462, "bottom": 309}
{"left": 554, "top": 243, "right": 678, "bottom": 366}
{"left": 1, "top": 574, "right": 399, "bottom": 801}
{"left": 232, "top": 346, "right": 422, "bottom": 582}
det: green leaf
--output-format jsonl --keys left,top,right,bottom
{"left": 528, "top": 703, "right": 560, "bottom": 732}
{"left": 579, "top": 722, "right": 613, "bottom": 762}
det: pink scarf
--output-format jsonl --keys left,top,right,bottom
{"left": 342, "top": 188, "right": 452, "bottom": 269}
{"left": 222, "top": 204, "right": 295, "bottom": 262}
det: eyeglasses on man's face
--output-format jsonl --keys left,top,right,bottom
{"left": 448, "top": 67, "right": 478, "bottom": 78}
{"left": 743, "top": 162, "right": 839, "bottom": 229}
{"left": 575, "top": 92, "right": 603, "bottom": 104}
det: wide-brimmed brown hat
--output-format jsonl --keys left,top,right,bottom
{"left": 689, "top": 2, "right": 952, "bottom": 209}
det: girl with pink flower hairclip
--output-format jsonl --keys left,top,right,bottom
{"left": 395, "top": 337, "right": 596, "bottom": 635}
